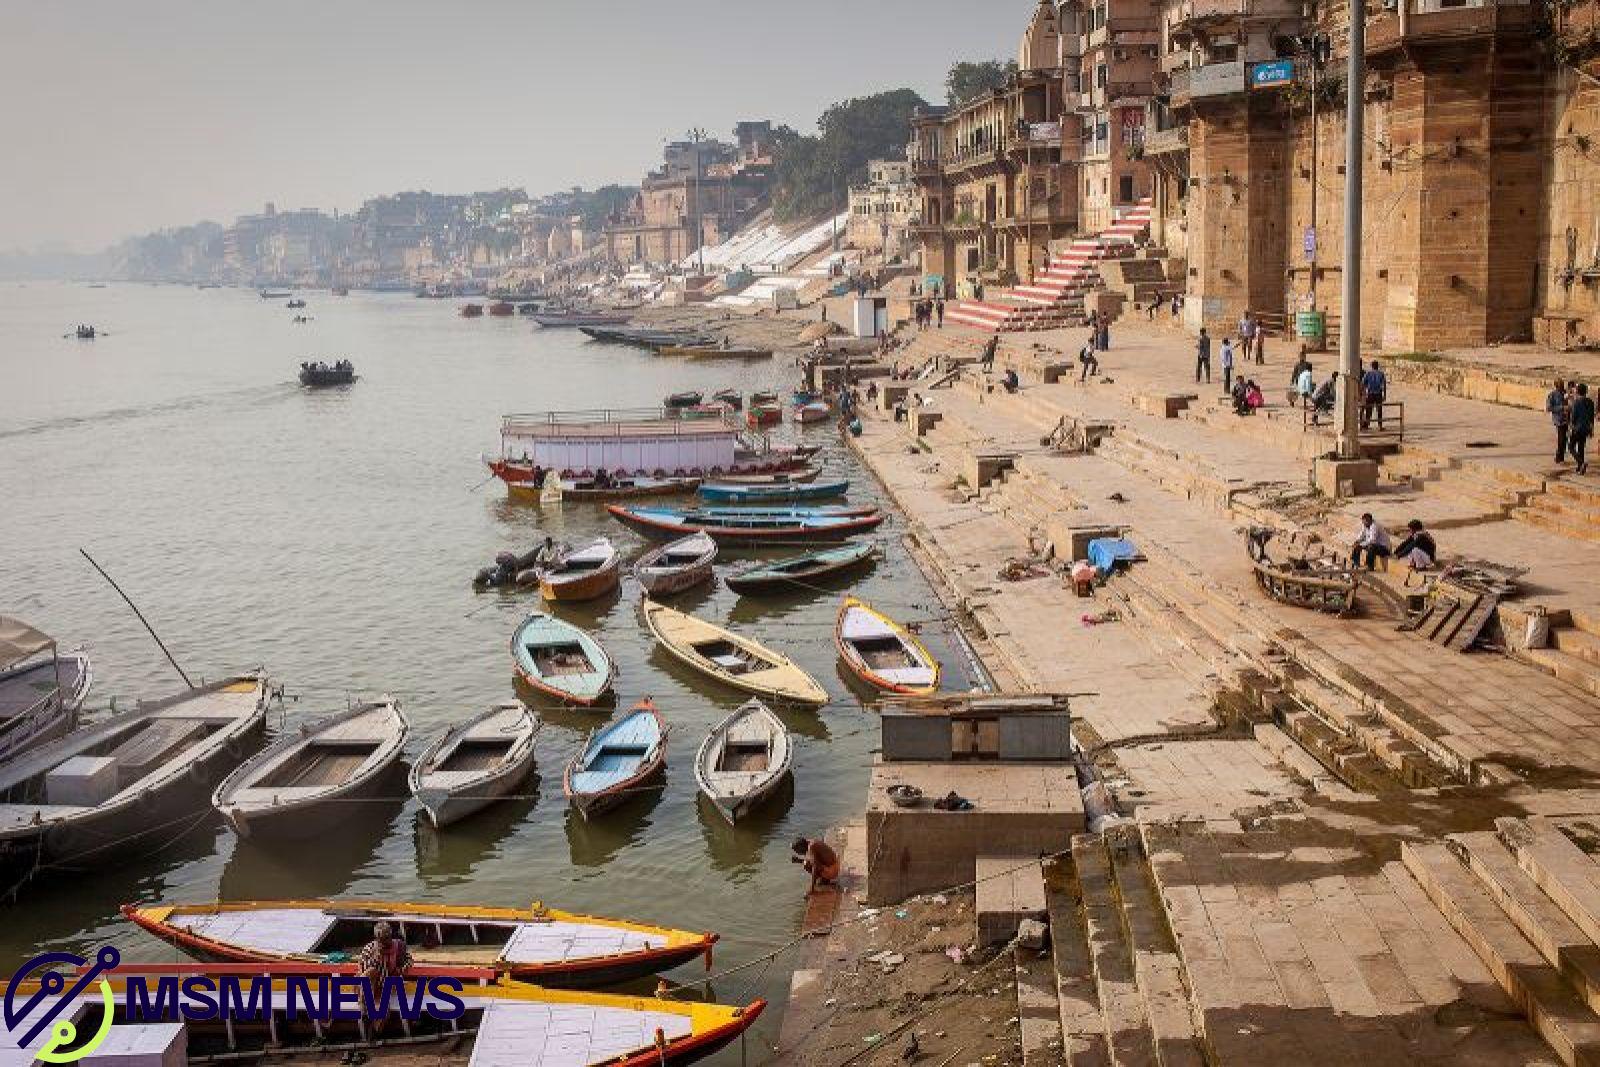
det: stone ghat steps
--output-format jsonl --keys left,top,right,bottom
{"left": 1402, "top": 816, "right": 1600, "bottom": 1066}
{"left": 1048, "top": 830, "right": 1207, "bottom": 1067}
{"left": 1145, "top": 820, "right": 1563, "bottom": 1065}
{"left": 1515, "top": 479, "right": 1600, "bottom": 545}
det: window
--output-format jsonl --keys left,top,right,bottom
{"left": 1097, "top": 65, "right": 1108, "bottom": 88}
{"left": 1119, "top": 175, "right": 1134, "bottom": 202}
{"left": 967, "top": 248, "right": 981, "bottom": 271}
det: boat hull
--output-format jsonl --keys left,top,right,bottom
{"left": 411, "top": 707, "right": 539, "bottom": 829}
{"left": 540, "top": 565, "right": 621, "bottom": 602}
{"left": 609, "top": 506, "right": 884, "bottom": 546}
{"left": 509, "top": 477, "right": 700, "bottom": 503}
{"left": 724, "top": 544, "right": 877, "bottom": 596}
{"left": 698, "top": 480, "right": 849, "bottom": 504}
{"left": 835, "top": 599, "right": 941, "bottom": 696}
{"left": 223, "top": 747, "right": 404, "bottom": 840}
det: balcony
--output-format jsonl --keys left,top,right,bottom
{"left": 1143, "top": 126, "right": 1189, "bottom": 155}
{"left": 1364, "top": 0, "right": 1532, "bottom": 54}
{"left": 1169, "top": 61, "right": 1247, "bottom": 107}
{"left": 1169, "top": 0, "right": 1303, "bottom": 39}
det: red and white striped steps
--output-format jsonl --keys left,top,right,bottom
{"left": 947, "top": 199, "right": 1153, "bottom": 333}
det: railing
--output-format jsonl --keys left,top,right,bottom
{"left": 1301, "top": 400, "right": 1406, "bottom": 442}
{"left": 503, "top": 407, "right": 741, "bottom": 434}
{"left": 1170, "top": 61, "right": 1247, "bottom": 104}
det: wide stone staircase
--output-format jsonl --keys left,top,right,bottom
{"left": 1404, "top": 817, "right": 1600, "bottom": 1066}
{"left": 948, "top": 200, "right": 1153, "bottom": 334}
{"left": 1515, "top": 479, "right": 1600, "bottom": 545}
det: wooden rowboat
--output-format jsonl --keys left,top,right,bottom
{"left": 725, "top": 542, "right": 877, "bottom": 596}
{"left": 0, "top": 675, "right": 267, "bottom": 864}
{"left": 564, "top": 700, "right": 668, "bottom": 819}
{"left": 1246, "top": 526, "right": 1357, "bottom": 615}
{"left": 642, "top": 601, "right": 828, "bottom": 706}
{"left": 540, "top": 537, "right": 622, "bottom": 601}
{"left": 634, "top": 532, "right": 717, "bottom": 598}
{"left": 835, "top": 597, "right": 940, "bottom": 695}
{"left": 212, "top": 699, "right": 408, "bottom": 839}
{"left": 511, "top": 612, "right": 616, "bottom": 705}
{"left": 41, "top": 967, "right": 760, "bottom": 1066}
{"left": 609, "top": 504, "right": 884, "bottom": 546}
{"left": 794, "top": 401, "right": 831, "bottom": 424}
{"left": 508, "top": 476, "right": 700, "bottom": 503}
{"left": 122, "top": 898, "right": 716, "bottom": 988}
{"left": 694, "top": 700, "right": 792, "bottom": 824}
{"left": 409, "top": 703, "right": 540, "bottom": 828}
{"left": 710, "top": 465, "right": 821, "bottom": 485}
{"left": 658, "top": 344, "right": 773, "bottom": 360}
{"left": 699, "top": 479, "right": 849, "bottom": 504}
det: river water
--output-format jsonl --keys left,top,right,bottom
{"left": 0, "top": 282, "right": 971, "bottom": 1052}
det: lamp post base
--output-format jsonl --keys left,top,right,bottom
{"left": 1313, "top": 456, "right": 1379, "bottom": 500}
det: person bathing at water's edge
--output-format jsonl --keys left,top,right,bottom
{"left": 792, "top": 836, "right": 840, "bottom": 895}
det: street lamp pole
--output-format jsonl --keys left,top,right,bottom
{"left": 1335, "top": 6, "right": 1365, "bottom": 460}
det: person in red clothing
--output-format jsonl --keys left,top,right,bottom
{"left": 792, "top": 836, "right": 841, "bottom": 894}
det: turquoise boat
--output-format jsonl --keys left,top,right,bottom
{"left": 564, "top": 700, "right": 668, "bottom": 818}
{"left": 510, "top": 611, "right": 616, "bottom": 706}
{"left": 724, "top": 542, "right": 877, "bottom": 595}
{"left": 698, "top": 479, "right": 849, "bottom": 504}
{"left": 607, "top": 504, "right": 886, "bottom": 545}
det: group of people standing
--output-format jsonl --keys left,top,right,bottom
{"left": 913, "top": 297, "right": 945, "bottom": 330}
{"left": 1547, "top": 378, "right": 1597, "bottom": 476}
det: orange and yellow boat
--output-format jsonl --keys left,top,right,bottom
{"left": 122, "top": 898, "right": 717, "bottom": 988}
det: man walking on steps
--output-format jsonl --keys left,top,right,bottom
{"left": 1195, "top": 327, "right": 1212, "bottom": 384}
{"left": 1549, "top": 378, "right": 1571, "bottom": 464}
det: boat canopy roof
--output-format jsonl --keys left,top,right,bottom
{"left": 0, "top": 617, "right": 54, "bottom": 671}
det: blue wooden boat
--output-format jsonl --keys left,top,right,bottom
{"left": 698, "top": 479, "right": 850, "bottom": 504}
{"left": 724, "top": 542, "right": 878, "bottom": 596}
{"left": 607, "top": 504, "right": 885, "bottom": 546}
{"left": 564, "top": 699, "right": 668, "bottom": 819}
{"left": 510, "top": 611, "right": 616, "bottom": 706}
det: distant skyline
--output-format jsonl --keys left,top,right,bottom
{"left": 1, "top": 1, "right": 1025, "bottom": 252}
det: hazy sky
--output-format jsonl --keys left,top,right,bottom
{"left": 1, "top": 2, "right": 1024, "bottom": 251}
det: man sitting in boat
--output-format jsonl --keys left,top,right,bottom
{"left": 791, "top": 836, "right": 841, "bottom": 894}
{"left": 359, "top": 921, "right": 413, "bottom": 1032}
{"left": 593, "top": 468, "right": 613, "bottom": 490}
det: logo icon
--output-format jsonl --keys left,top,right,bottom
{"left": 3, "top": 947, "right": 120, "bottom": 1063}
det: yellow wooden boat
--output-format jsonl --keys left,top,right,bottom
{"left": 16, "top": 969, "right": 762, "bottom": 1067}
{"left": 123, "top": 898, "right": 716, "bottom": 988}
{"left": 835, "top": 597, "right": 941, "bottom": 695}
{"left": 642, "top": 601, "right": 828, "bottom": 706}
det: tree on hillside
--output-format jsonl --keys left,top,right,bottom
{"left": 771, "top": 89, "right": 927, "bottom": 221}
{"left": 946, "top": 60, "right": 1018, "bottom": 107}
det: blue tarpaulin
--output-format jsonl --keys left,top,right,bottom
{"left": 1087, "top": 537, "right": 1138, "bottom": 575}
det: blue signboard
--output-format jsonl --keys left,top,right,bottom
{"left": 1250, "top": 60, "right": 1295, "bottom": 90}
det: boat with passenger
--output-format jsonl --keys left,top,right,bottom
{"left": 297, "top": 359, "right": 356, "bottom": 386}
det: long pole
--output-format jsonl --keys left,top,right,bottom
{"left": 1336, "top": 5, "right": 1365, "bottom": 460}
{"left": 79, "top": 548, "right": 195, "bottom": 689}
{"left": 1308, "top": 45, "right": 1319, "bottom": 308}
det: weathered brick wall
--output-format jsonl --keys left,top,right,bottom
{"left": 1537, "top": 0, "right": 1600, "bottom": 348}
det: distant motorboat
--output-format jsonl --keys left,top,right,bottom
{"left": 330, "top": 285, "right": 349, "bottom": 296}
{"left": 72, "top": 325, "right": 96, "bottom": 340}
{"left": 460, "top": 303, "right": 485, "bottom": 318}
{"left": 488, "top": 301, "right": 516, "bottom": 317}
{"left": 298, "top": 360, "right": 356, "bottom": 387}
{"left": 259, "top": 289, "right": 292, "bottom": 299}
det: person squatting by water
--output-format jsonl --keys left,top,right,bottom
{"left": 792, "top": 836, "right": 840, "bottom": 895}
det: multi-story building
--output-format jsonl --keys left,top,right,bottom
{"left": 1067, "top": 0, "right": 1160, "bottom": 233}
{"left": 604, "top": 123, "right": 776, "bottom": 267}
{"left": 847, "top": 161, "right": 917, "bottom": 258}
{"left": 1144, "top": 0, "right": 1600, "bottom": 349}
{"left": 910, "top": 1, "right": 1078, "bottom": 297}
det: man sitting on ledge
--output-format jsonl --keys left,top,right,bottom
{"left": 1002, "top": 368, "right": 1020, "bottom": 394}
{"left": 1394, "top": 518, "right": 1436, "bottom": 571}
{"left": 1350, "top": 513, "right": 1392, "bottom": 570}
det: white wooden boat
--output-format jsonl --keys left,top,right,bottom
{"left": 0, "top": 674, "right": 268, "bottom": 864}
{"left": 409, "top": 703, "right": 540, "bottom": 828}
{"left": 0, "top": 616, "right": 92, "bottom": 762}
{"left": 835, "top": 597, "right": 940, "bottom": 695}
{"left": 213, "top": 699, "right": 408, "bottom": 838}
{"left": 633, "top": 532, "right": 717, "bottom": 598}
{"left": 540, "top": 538, "right": 622, "bottom": 602}
{"left": 642, "top": 601, "right": 828, "bottom": 706}
{"left": 124, "top": 898, "right": 717, "bottom": 987}
{"left": 694, "top": 700, "right": 791, "bottom": 824}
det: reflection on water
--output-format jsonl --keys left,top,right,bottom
{"left": 413, "top": 783, "right": 540, "bottom": 888}
{"left": 0, "top": 283, "right": 964, "bottom": 1055}
{"left": 696, "top": 777, "right": 796, "bottom": 879}
{"left": 563, "top": 794, "right": 663, "bottom": 868}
